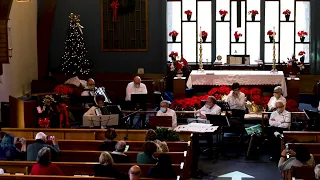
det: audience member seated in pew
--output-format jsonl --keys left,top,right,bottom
{"left": 278, "top": 145, "right": 315, "bottom": 171}
{"left": 315, "top": 164, "right": 320, "bottom": 179}
{"left": 148, "top": 154, "right": 176, "bottom": 179}
{"left": 156, "top": 100, "right": 177, "bottom": 128}
{"left": 111, "top": 140, "right": 130, "bottom": 163}
{"left": 145, "top": 129, "right": 169, "bottom": 152}
{"left": 129, "top": 165, "right": 142, "bottom": 180}
{"left": 94, "top": 152, "right": 127, "bottom": 179}
{"left": 0, "top": 133, "right": 26, "bottom": 160}
{"left": 27, "top": 132, "right": 60, "bottom": 161}
{"left": 98, "top": 128, "right": 118, "bottom": 151}
{"left": 30, "top": 147, "right": 64, "bottom": 176}
{"left": 137, "top": 142, "right": 158, "bottom": 164}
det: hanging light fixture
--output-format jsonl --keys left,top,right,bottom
{"left": 7, "top": 27, "right": 12, "bottom": 58}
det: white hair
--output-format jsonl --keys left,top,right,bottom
{"left": 275, "top": 100, "right": 284, "bottom": 106}
{"left": 315, "top": 164, "right": 320, "bottom": 179}
{"left": 35, "top": 132, "right": 46, "bottom": 141}
{"left": 274, "top": 86, "right": 282, "bottom": 93}
{"left": 160, "top": 100, "right": 171, "bottom": 105}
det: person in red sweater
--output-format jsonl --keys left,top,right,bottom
{"left": 30, "top": 147, "right": 64, "bottom": 176}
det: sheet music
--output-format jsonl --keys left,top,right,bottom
{"left": 174, "top": 123, "right": 218, "bottom": 133}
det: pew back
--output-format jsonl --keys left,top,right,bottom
{"left": 0, "top": 175, "right": 160, "bottom": 180}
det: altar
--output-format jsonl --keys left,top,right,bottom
{"left": 186, "top": 70, "right": 287, "bottom": 97}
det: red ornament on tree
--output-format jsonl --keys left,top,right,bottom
{"left": 110, "top": 0, "right": 120, "bottom": 22}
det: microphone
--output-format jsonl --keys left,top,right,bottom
{"left": 123, "top": 109, "right": 143, "bottom": 140}
{"left": 274, "top": 131, "right": 284, "bottom": 140}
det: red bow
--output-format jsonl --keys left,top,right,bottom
{"left": 56, "top": 103, "right": 70, "bottom": 128}
{"left": 38, "top": 118, "right": 50, "bottom": 128}
{"left": 110, "top": 0, "right": 119, "bottom": 22}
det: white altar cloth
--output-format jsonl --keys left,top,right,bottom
{"left": 187, "top": 70, "right": 287, "bottom": 97}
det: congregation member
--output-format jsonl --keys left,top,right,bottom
{"left": 111, "top": 140, "right": 130, "bottom": 163}
{"left": 278, "top": 145, "right": 315, "bottom": 171}
{"left": 148, "top": 154, "right": 177, "bottom": 179}
{"left": 145, "top": 129, "right": 169, "bottom": 152}
{"left": 125, "top": 76, "right": 148, "bottom": 101}
{"left": 0, "top": 133, "right": 26, "bottom": 160}
{"left": 129, "top": 165, "right": 142, "bottom": 180}
{"left": 98, "top": 128, "right": 118, "bottom": 151}
{"left": 315, "top": 164, "right": 320, "bottom": 179}
{"left": 94, "top": 151, "right": 126, "bottom": 178}
{"left": 81, "top": 78, "right": 96, "bottom": 96}
{"left": 196, "top": 96, "right": 221, "bottom": 119}
{"left": 137, "top": 141, "right": 158, "bottom": 164}
{"left": 30, "top": 147, "right": 64, "bottom": 176}
{"left": 267, "top": 100, "right": 291, "bottom": 161}
{"left": 156, "top": 100, "right": 177, "bottom": 128}
{"left": 27, "top": 132, "right": 60, "bottom": 161}
{"left": 268, "top": 86, "right": 286, "bottom": 111}
{"left": 226, "top": 82, "right": 246, "bottom": 121}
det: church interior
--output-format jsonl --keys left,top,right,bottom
{"left": 0, "top": 0, "right": 320, "bottom": 179}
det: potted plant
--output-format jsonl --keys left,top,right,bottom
{"left": 234, "top": 31, "right": 242, "bottom": 42}
{"left": 169, "top": 30, "right": 179, "bottom": 42}
{"left": 248, "top": 10, "right": 259, "bottom": 21}
{"left": 155, "top": 128, "right": 180, "bottom": 141}
{"left": 298, "top": 31, "right": 308, "bottom": 42}
{"left": 219, "top": 9, "right": 228, "bottom": 21}
{"left": 184, "top": 10, "right": 192, "bottom": 21}
{"left": 201, "top": 31, "right": 208, "bottom": 42}
{"left": 267, "top": 30, "right": 275, "bottom": 42}
{"left": 298, "top": 51, "right": 306, "bottom": 63}
{"left": 169, "top": 51, "right": 178, "bottom": 61}
{"left": 283, "top": 9, "right": 291, "bottom": 21}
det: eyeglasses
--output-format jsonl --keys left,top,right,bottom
{"left": 130, "top": 170, "right": 141, "bottom": 175}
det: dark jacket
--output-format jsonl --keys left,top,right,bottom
{"left": 98, "top": 140, "right": 117, "bottom": 151}
{"left": 136, "top": 152, "right": 158, "bottom": 164}
{"left": 111, "top": 152, "right": 130, "bottom": 163}
{"left": 148, "top": 166, "right": 177, "bottom": 179}
{"left": 94, "top": 164, "right": 128, "bottom": 179}
{"left": 27, "top": 139, "right": 60, "bottom": 161}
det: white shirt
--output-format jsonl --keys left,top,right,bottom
{"left": 156, "top": 108, "right": 177, "bottom": 128}
{"left": 268, "top": 96, "right": 286, "bottom": 110}
{"left": 226, "top": 91, "right": 246, "bottom": 110}
{"left": 199, "top": 104, "right": 221, "bottom": 116}
{"left": 269, "top": 110, "right": 291, "bottom": 128}
{"left": 125, "top": 82, "right": 148, "bottom": 101}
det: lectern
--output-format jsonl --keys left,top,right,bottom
{"left": 173, "top": 77, "right": 186, "bottom": 98}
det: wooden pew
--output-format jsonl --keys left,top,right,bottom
{"left": 283, "top": 131, "right": 320, "bottom": 143}
{"left": 2, "top": 128, "right": 192, "bottom": 141}
{"left": 287, "top": 143, "right": 320, "bottom": 154}
{"left": 0, "top": 161, "right": 182, "bottom": 177}
{"left": 23, "top": 140, "right": 190, "bottom": 152}
{"left": 58, "top": 150, "right": 186, "bottom": 164}
{"left": 282, "top": 166, "right": 317, "bottom": 180}
{"left": 0, "top": 175, "right": 165, "bottom": 180}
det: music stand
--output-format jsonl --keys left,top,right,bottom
{"left": 131, "top": 94, "right": 148, "bottom": 110}
{"left": 216, "top": 101, "right": 231, "bottom": 111}
{"left": 148, "top": 116, "right": 172, "bottom": 129}
{"left": 206, "top": 114, "right": 230, "bottom": 127}
{"left": 82, "top": 115, "right": 119, "bottom": 128}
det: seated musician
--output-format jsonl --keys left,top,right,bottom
{"left": 84, "top": 95, "right": 106, "bottom": 116}
{"left": 267, "top": 100, "right": 291, "bottom": 161}
{"left": 125, "top": 76, "right": 148, "bottom": 101}
{"left": 267, "top": 86, "right": 286, "bottom": 111}
{"left": 81, "top": 78, "right": 96, "bottom": 96}
{"left": 226, "top": 82, "right": 246, "bottom": 121}
{"left": 156, "top": 100, "right": 177, "bottom": 128}
{"left": 196, "top": 96, "right": 221, "bottom": 119}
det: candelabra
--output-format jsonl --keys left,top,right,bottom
{"left": 271, "top": 26, "right": 278, "bottom": 73}
{"left": 198, "top": 27, "right": 204, "bottom": 72}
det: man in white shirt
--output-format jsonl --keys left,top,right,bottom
{"left": 268, "top": 86, "right": 286, "bottom": 111}
{"left": 269, "top": 100, "right": 291, "bottom": 129}
{"left": 81, "top": 78, "right": 96, "bottom": 96}
{"left": 226, "top": 82, "right": 246, "bottom": 121}
{"left": 197, "top": 96, "right": 221, "bottom": 119}
{"left": 156, "top": 100, "right": 177, "bottom": 128}
{"left": 125, "top": 76, "right": 148, "bottom": 101}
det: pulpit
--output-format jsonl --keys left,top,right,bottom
{"left": 173, "top": 77, "right": 186, "bottom": 98}
{"left": 9, "top": 96, "right": 38, "bottom": 128}
{"left": 286, "top": 77, "right": 300, "bottom": 102}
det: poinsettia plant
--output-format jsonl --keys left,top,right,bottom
{"left": 184, "top": 10, "right": 192, "bottom": 16}
{"left": 169, "top": 30, "right": 179, "bottom": 37}
{"left": 281, "top": 55, "right": 305, "bottom": 75}
{"left": 219, "top": 9, "right": 228, "bottom": 16}
{"left": 54, "top": 85, "right": 74, "bottom": 95}
{"left": 283, "top": 9, "right": 291, "bottom": 15}
{"left": 298, "top": 31, "right": 308, "bottom": 37}
{"left": 234, "top": 31, "right": 243, "bottom": 39}
{"left": 267, "top": 30, "right": 275, "bottom": 36}
{"left": 298, "top": 51, "right": 306, "bottom": 56}
{"left": 169, "top": 54, "right": 189, "bottom": 72}
{"left": 248, "top": 10, "right": 259, "bottom": 15}
{"left": 202, "top": 31, "right": 208, "bottom": 37}
{"left": 169, "top": 51, "right": 178, "bottom": 60}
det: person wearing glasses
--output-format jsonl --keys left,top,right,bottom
{"left": 226, "top": 82, "right": 246, "bottom": 121}
{"left": 268, "top": 86, "right": 286, "bottom": 111}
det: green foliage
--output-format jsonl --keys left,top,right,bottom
{"left": 155, "top": 128, "right": 180, "bottom": 141}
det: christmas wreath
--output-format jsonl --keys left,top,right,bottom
{"left": 110, "top": 0, "right": 136, "bottom": 22}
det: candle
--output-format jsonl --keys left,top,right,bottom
{"left": 273, "top": 26, "right": 276, "bottom": 37}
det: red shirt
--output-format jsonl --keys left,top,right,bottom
{"left": 30, "top": 163, "right": 64, "bottom": 176}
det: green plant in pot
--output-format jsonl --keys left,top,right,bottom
{"left": 155, "top": 128, "right": 180, "bottom": 141}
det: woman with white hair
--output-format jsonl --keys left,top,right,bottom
{"left": 268, "top": 86, "right": 286, "bottom": 111}
{"left": 156, "top": 100, "right": 177, "bottom": 128}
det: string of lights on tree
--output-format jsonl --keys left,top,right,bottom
{"left": 60, "top": 13, "right": 91, "bottom": 75}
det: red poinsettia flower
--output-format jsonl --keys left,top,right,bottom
{"left": 267, "top": 30, "right": 275, "bottom": 36}
{"left": 174, "top": 61, "right": 183, "bottom": 70}
{"left": 54, "top": 85, "right": 73, "bottom": 95}
{"left": 240, "top": 87, "right": 250, "bottom": 97}
{"left": 298, "top": 31, "right": 308, "bottom": 37}
{"left": 248, "top": 10, "right": 259, "bottom": 15}
{"left": 262, "top": 96, "right": 271, "bottom": 108}
{"left": 249, "top": 88, "right": 262, "bottom": 96}
{"left": 169, "top": 30, "right": 179, "bottom": 37}
{"left": 184, "top": 10, "right": 192, "bottom": 16}
{"left": 202, "top": 31, "right": 208, "bottom": 37}
{"left": 219, "top": 10, "right": 228, "bottom": 16}
{"left": 169, "top": 51, "right": 178, "bottom": 57}
{"left": 218, "top": 86, "right": 232, "bottom": 95}
{"left": 214, "top": 94, "right": 221, "bottom": 100}
{"left": 298, "top": 51, "right": 306, "bottom": 56}
{"left": 234, "top": 31, "right": 243, "bottom": 39}
{"left": 180, "top": 56, "right": 188, "bottom": 66}
{"left": 283, "top": 9, "right": 291, "bottom": 15}
{"left": 208, "top": 87, "right": 219, "bottom": 96}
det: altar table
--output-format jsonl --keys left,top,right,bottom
{"left": 186, "top": 70, "right": 287, "bottom": 97}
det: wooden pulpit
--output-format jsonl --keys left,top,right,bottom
{"left": 286, "top": 77, "right": 300, "bottom": 102}
{"left": 173, "top": 77, "right": 186, "bottom": 98}
{"left": 9, "top": 96, "right": 38, "bottom": 128}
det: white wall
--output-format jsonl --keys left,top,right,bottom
{"left": 0, "top": 0, "right": 38, "bottom": 103}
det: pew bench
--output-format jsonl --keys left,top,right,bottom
{"left": 58, "top": 150, "right": 186, "bottom": 164}
{"left": 0, "top": 175, "right": 173, "bottom": 180}
{"left": 282, "top": 166, "right": 317, "bottom": 180}
{"left": 0, "top": 161, "right": 182, "bottom": 177}
{"left": 287, "top": 143, "right": 320, "bottom": 155}
{"left": 23, "top": 140, "right": 190, "bottom": 152}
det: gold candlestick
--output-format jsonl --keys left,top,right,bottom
{"left": 199, "top": 27, "right": 204, "bottom": 72}
{"left": 271, "top": 26, "right": 278, "bottom": 73}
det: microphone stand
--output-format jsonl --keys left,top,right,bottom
{"left": 122, "top": 109, "right": 142, "bottom": 140}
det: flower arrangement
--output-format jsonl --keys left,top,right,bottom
{"left": 282, "top": 55, "right": 305, "bottom": 75}
{"left": 185, "top": 10, "right": 192, "bottom": 21}
{"left": 298, "top": 51, "right": 306, "bottom": 56}
{"left": 219, "top": 9, "right": 228, "bottom": 21}
{"left": 267, "top": 30, "right": 275, "bottom": 42}
{"left": 170, "top": 95, "right": 208, "bottom": 111}
{"left": 54, "top": 85, "right": 74, "bottom": 95}
{"left": 201, "top": 31, "right": 208, "bottom": 42}
{"left": 298, "top": 31, "right": 308, "bottom": 42}
{"left": 283, "top": 9, "right": 291, "bottom": 21}
{"left": 169, "top": 54, "right": 189, "bottom": 74}
{"left": 298, "top": 51, "right": 306, "bottom": 63}
{"left": 207, "top": 86, "right": 232, "bottom": 101}
{"left": 169, "top": 30, "right": 179, "bottom": 42}
{"left": 234, "top": 31, "right": 242, "bottom": 42}
{"left": 169, "top": 51, "right": 178, "bottom": 61}
{"left": 248, "top": 10, "right": 259, "bottom": 15}
{"left": 38, "top": 117, "right": 50, "bottom": 128}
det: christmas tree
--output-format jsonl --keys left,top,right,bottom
{"left": 60, "top": 13, "right": 91, "bottom": 75}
